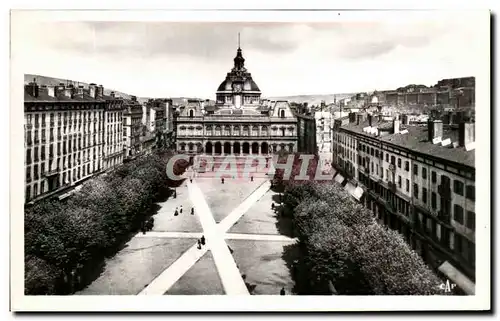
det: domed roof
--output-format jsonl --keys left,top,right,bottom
{"left": 217, "top": 78, "right": 260, "bottom": 92}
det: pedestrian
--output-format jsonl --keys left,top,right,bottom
{"left": 251, "top": 176, "right": 254, "bottom": 182}
{"left": 221, "top": 177, "right": 225, "bottom": 184}
{"left": 271, "top": 202, "right": 275, "bottom": 210}
{"left": 280, "top": 287, "right": 286, "bottom": 295}
{"left": 197, "top": 239, "right": 202, "bottom": 250}
{"left": 201, "top": 235, "right": 205, "bottom": 245}
{"left": 191, "top": 208, "right": 194, "bottom": 215}
{"left": 174, "top": 207, "right": 178, "bottom": 216}
{"left": 190, "top": 178, "right": 193, "bottom": 183}
{"left": 180, "top": 206, "right": 183, "bottom": 214}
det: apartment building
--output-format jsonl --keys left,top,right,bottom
{"left": 332, "top": 112, "right": 475, "bottom": 294}
{"left": 98, "top": 86, "right": 125, "bottom": 171}
{"left": 122, "top": 95, "right": 143, "bottom": 158}
{"left": 24, "top": 81, "right": 106, "bottom": 203}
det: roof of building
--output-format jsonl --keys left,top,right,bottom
{"left": 217, "top": 78, "right": 260, "bottom": 92}
{"left": 341, "top": 119, "right": 475, "bottom": 168}
{"left": 24, "top": 86, "right": 122, "bottom": 103}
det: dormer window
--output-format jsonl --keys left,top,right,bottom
{"left": 280, "top": 109, "right": 285, "bottom": 118}
{"left": 189, "top": 109, "right": 194, "bottom": 118}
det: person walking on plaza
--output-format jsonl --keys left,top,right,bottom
{"left": 197, "top": 239, "right": 202, "bottom": 250}
{"left": 174, "top": 207, "right": 179, "bottom": 216}
{"left": 180, "top": 205, "right": 183, "bottom": 214}
{"left": 271, "top": 202, "right": 275, "bottom": 210}
{"left": 280, "top": 287, "right": 286, "bottom": 295}
{"left": 251, "top": 176, "right": 254, "bottom": 182}
{"left": 221, "top": 177, "right": 225, "bottom": 184}
{"left": 190, "top": 177, "right": 193, "bottom": 183}
{"left": 201, "top": 235, "right": 206, "bottom": 246}
{"left": 191, "top": 207, "right": 195, "bottom": 215}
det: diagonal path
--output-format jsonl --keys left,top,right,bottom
{"left": 187, "top": 182, "right": 249, "bottom": 295}
{"left": 138, "top": 243, "right": 208, "bottom": 295}
{"left": 138, "top": 179, "right": 271, "bottom": 295}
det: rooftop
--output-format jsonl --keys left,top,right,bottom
{"left": 340, "top": 119, "right": 475, "bottom": 168}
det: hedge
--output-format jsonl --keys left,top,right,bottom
{"left": 272, "top": 154, "right": 444, "bottom": 295}
{"left": 24, "top": 151, "right": 188, "bottom": 295}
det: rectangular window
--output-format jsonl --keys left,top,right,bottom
{"left": 423, "top": 188, "right": 428, "bottom": 204}
{"left": 386, "top": 154, "right": 389, "bottom": 162}
{"left": 466, "top": 211, "right": 475, "bottom": 231}
{"left": 406, "top": 179, "right": 409, "bottom": 192}
{"left": 34, "top": 147, "right": 39, "bottom": 161}
{"left": 397, "top": 158, "right": 401, "bottom": 168}
{"left": 26, "top": 149, "right": 32, "bottom": 164}
{"left": 414, "top": 183, "right": 419, "bottom": 199}
{"left": 398, "top": 175, "right": 402, "bottom": 188}
{"left": 34, "top": 164, "right": 39, "bottom": 180}
{"left": 404, "top": 161, "right": 409, "bottom": 171}
{"left": 466, "top": 185, "right": 475, "bottom": 201}
{"left": 431, "top": 171, "right": 437, "bottom": 183}
{"left": 413, "top": 164, "right": 418, "bottom": 175}
{"left": 431, "top": 192, "right": 437, "bottom": 209}
{"left": 453, "top": 204, "right": 464, "bottom": 224}
{"left": 422, "top": 167, "right": 427, "bottom": 179}
{"left": 453, "top": 180, "right": 464, "bottom": 196}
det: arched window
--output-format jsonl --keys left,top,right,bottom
{"left": 280, "top": 109, "right": 285, "bottom": 118}
{"left": 189, "top": 109, "right": 194, "bottom": 117}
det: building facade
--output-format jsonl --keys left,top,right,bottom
{"left": 175, "top": 44, "right": 298, "bottom": 155}
{"left": 332, "top": 113, "right": 475, "bottom": 292}
{"left": 295, "top": 111, "right": 317, "bottom": 154}
{"left": 24, "top": 81, "right": 106, "bottom": 203}
{"left": 122, "top": 95, "right": 143, "bottom": 158}
{"left": 99, "top": 86, "right": 125, "bottom": 171}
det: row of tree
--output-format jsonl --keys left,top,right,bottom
{"left": 272, "top": 152, "right": 444, "bottom": 295}
{"left": 25, "top": 150, "right": 189, "bottom": 295}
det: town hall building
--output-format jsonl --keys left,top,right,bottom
{"left": 174, "top": 42, "right": 298, "bottom": 156}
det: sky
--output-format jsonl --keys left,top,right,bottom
{"left": 13, "top": 14, "right": 485, "bottom": 99}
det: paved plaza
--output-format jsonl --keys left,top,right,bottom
{"left": 77, "top": 173, "right": 298, "bottom": 295}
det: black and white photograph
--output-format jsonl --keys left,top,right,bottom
{"left": 9, "top": 7, "right": 491, "bottom": 312}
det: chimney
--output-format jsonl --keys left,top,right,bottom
{"left": 393, "top": 118, "right": 401, "bottom": 134}
{"left": 25, "top": 78, "right": 39, "bottom": 97}
{"left": 368, "top": 114, "right": 373, "bottom": 127}
{"left": 89, "top": 83, "right": 97, "bottom": 98}
{"left": 76, "top": 85, "right": 84, "bottom": 97}
{"left": 64, "top": 84, "right": 74, "bottom": 98}
{"left": 131, "top": 95, "right": 137, "bottom": 102}
{"left": 47, "top": 86, "right": 56, "bottom": 97}
{"left": 459, "top": 121, "right": 475, "bottom": 147}
{"left": 110, "top": 91, "right": 116, "bottom": 98}
{"left": 428, "top": 120, "right": 443, "bottom": 142}
{"left": 96, "top": 85, "right": 104, "bottom": 97}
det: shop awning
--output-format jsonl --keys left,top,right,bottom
{"left": 438, "top": 261, "right": 475, "bottom": 295}
{"left": 344, "top": 182, "right": 356, "bottom": 195}
{"left": 352, "top": 186, "right": 364, "bottom": 201}
{"left": 334, "top": 174, "right": 345, "bottom": 184}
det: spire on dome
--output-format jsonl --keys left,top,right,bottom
{"left": 233, "top": 33, "right": 245, "bottom": 70}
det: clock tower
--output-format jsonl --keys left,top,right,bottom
{"left": 215, "top": 34, "right": 262, "bottom": 113}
